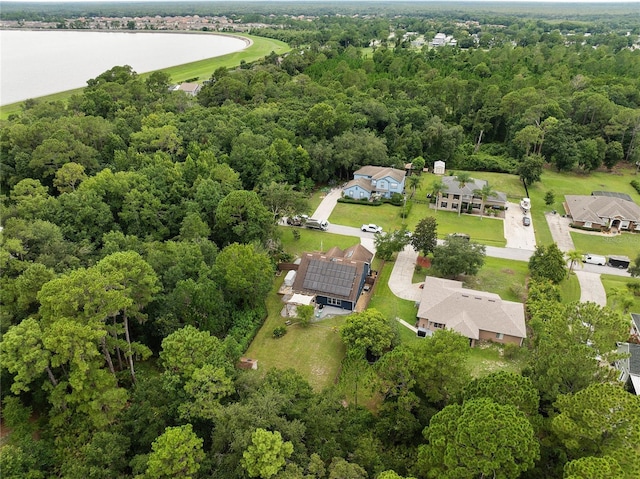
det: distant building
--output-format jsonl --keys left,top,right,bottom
{"left": 174, "top": 82, "right": 201, "bottom": 96}
{"left": 430, "top": 33, "right": 457, "bottom": 47}
{"left": 433, "top": 160, "right": 446, "bottom": 175}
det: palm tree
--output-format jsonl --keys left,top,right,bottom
{"left": 407, "top": 175, "right": 421, "bottom": 199}
{"left": 566, "top": 250, "right": 584, "bottom": 276}
{"left": 473, "top": 183, "right": 497, "bottom": 220}
{"left": 431, "top": 179, "right": 446, "bottom": 212}
{"left": 455, "top": 172, "right": 472, "bottom": 216}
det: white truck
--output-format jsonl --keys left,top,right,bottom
{"left": 305, "top": 218, "right": 329, "bottom": 231}
{"left": 583, "top": 253, "right": 606, "bottom": 266}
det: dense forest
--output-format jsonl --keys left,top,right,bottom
{"left": 1, "top": 3, "right": 640, "bottom": 479}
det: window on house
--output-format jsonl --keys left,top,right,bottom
{"left": 391, "top": 183, "right": 398, "bottom": 188}
{"left": 452, "top": 203, "right": 458, "bottom": 210}
{"left": 453, "top": 194, "right": 460, "bottom": 200}
{"left": 440, "top": 202, "right": 448, "bottom": 208}
{"left": 360, "top": 191, "right": 365, "bottom": 198}
{"left": 496, "top": 333, "right": 504, "bottom": 340}
{"left": 584, "top": 222, "right": 592, "bottom": 228}
{"left": 327, "top": 298, "right": 342, "bottom": 306}
{"left": 432, "top": 322, "right": 445, "bottom": 329}
{"left": 348, "top": 191, "right": 354, "bottom": 197}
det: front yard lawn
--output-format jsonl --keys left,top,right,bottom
{"left": 570, "top": 232, "right": 640, "bottom": 258}
{"left": 277, "top": 226, "right": 360, "bottom": 258}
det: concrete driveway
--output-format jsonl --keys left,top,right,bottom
{"left": 575, "top": 271, "right": 607, "bottom": 306}
{"left": 311, "top": 187, "right": 342, "bottom": 220}
{"left": 504, "top": 201, "right": 536, "bottom": 250}
{"left": 545, "top": 212, "right": 575, "bottom": 252}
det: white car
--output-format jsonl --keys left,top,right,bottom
{"left": 361, "top": 224, "right": 383, "bottom": 233}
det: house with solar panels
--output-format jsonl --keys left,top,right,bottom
{"left": 291, "top": 244, "right": 374, "bottom": 311}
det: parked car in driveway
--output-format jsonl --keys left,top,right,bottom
{"left": 522, "top": 216, "right": 531, "bottom": 226}
{"left": 361, "top": 224, "right": 383, "bottom": 233}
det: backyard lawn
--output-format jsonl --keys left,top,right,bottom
{"left": 367, "top": 259, "right": 419, "bottom": 326}
{"left": 244, "top": 274, "right": 346, "bottom": 391}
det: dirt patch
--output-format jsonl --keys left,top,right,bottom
{"left": 501, "top": 268, "right": 515, "bottom": 275}
{"left": 417, "top": 256, "right": 431, "bottom": 268}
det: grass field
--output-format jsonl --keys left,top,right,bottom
{"left": 570, "top": 232, "right": 640, "bottom": 258}
{"left": 0, "top": 33, "right": 290, "bottom": 119}
{"left": 558, "top": 273, "right": 582, "bottom": 303}
{"left": 277, "top": 226, "right": 360, "bottom": 258}
{"left": 601, "top": 274, "right": 640, "bottom": 314}
{"left": 329, "top": 201, "right": 507, "bottom": 246}
{"left": 367, "top": 260, "right": 419, "bottom": 325}
{"left": 243, "top": 274, "right": 346, "bottom": 391}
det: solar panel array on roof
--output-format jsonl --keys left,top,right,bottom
{"left": 592, "top": 191, "right": 633, "bottom": 202}
{"left": 302, "top": 259, "right": 356, "bottom": 298}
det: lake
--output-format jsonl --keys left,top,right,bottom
{"left": 0, "top": 30, "right": 249, "bottom": 105}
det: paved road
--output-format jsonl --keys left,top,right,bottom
{"left": 298, "top": 187, "right": 630, "bottom": 308}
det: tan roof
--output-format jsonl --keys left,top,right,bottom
{"left": 417, "top": 277, "right": 526, "bottom": 339}
{"left": 354, "top": 165, "right": 406, "bottom": 183}
{"left": 565, "top": 195, "right": 640, "bottom": 224}
{"left": 343, "top": 177, "right": 374, "bottom": 193}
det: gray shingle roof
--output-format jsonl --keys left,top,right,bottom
{"left": 565, "top": 195, "right": 640, "bottom": 224}
{"left": 353, "top": 165, "right": 406, "bottom": 183}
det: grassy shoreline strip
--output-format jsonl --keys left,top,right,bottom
{"left": 0, "top": 32, "right": 290, "bottom": 119}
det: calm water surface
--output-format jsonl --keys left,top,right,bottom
{"left": 0, "top": 30, "right": 248, "bottom": 105}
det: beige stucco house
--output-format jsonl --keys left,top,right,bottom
{"left": 437, "top": 176, "right": 507, "bottom": 214}
{"left": 564, "top": 193, "right": 640, "bottom": 232}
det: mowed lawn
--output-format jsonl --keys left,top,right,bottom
{"left": 570, "top": 232, "right": 640, "bottom": 258}
{"left": 329, "top": 202, "right": 506, "bottom": 246}
{"left": 277, "top": 226, "right": 360, "bottom": 258}
{"left": 244, "top": 274, "right": 347, "bottom": 391}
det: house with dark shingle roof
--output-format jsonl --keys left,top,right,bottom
{"left": 564, "top": 193, "right": 640, "bottom": 232}
{"left": 416, "top": 277, "right": 526, "bottom": 347}
{"left": 342, "top": 166, "right": 406, "bottom": 200}
{"left": 291, "top": 244, "right": 373, "bottom": 311}
{"left": 437, "top": 176, "right": 507, "bottom": 214}
{"left": 615, "top": 342, "right": 640, "bottom": 395}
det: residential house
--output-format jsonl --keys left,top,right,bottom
{"left": 416, "top": 277, "right": 526, "bottom": 347}
{"left": 342, "top": 166, "right": 406, "bottom": 200}
{"left": 564, "top": 193, "right": 640, "bottom": 232}
{"left": 615, "top": 342, "right": 640, "bottom": 395}
{"left": 291, "top": 244, "right": 374, "bottom": 311}
{"left": 174, "top": 82, "right": 201, "bottom": 96}
{"left": 437, "top": 176, "right": 507, "bottom": 214}
{"left": 430, "top": 32, "right": 457, "bottom": 47}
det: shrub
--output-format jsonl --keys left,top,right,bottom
{"left": 389, "top": 192, "right": 404, "bottom": 206}
{"left": 503, "top": 343, "right": 521, "bottom": 360}
{"left": 400, "top": 200, "right": 413, "bottom": 219}
{"left": 630, "top": 179, "right": 640, "bottom": 195}
{"left": 337, "top": 197, "right": 382, "bottom": 206}
{"left": 273, "top": 326, "right": 287, "bottom": 338}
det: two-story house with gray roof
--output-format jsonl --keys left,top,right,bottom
{"left": 342, "top": 166, "right": 406, "bottom": 200}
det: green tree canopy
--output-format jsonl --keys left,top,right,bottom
{"left": 241, "top": 428, "right": 294, "bottom": 479}
{"left": 340, "top": 308, "right": 394, "bottom": 358}
{"left": 144, "top": 424, "right": 205, "bottom": 479}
